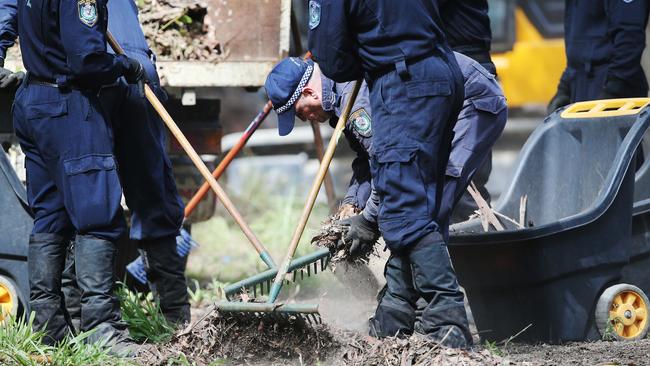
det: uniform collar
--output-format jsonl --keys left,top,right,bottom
{"left": 321, "top": 75, "right": 338, "bottom": 113}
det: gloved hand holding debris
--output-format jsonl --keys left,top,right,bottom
{"left": 339, "top": 214, "right": 380, "bottom": 257}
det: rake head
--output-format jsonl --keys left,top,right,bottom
{"left": 214, "top": 301, "right": 322, "bottom": 325}
{"left": 224, "top": 248, "right": 331, "bottom": 299}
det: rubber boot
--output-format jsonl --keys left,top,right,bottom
{"left": 74, "top": 234, "right": 135, "bottom": 355}
{"left": 61, "top": 241, "right": 82, "bottom": 333}
{"left": 28, "top": 233, "right": 74, "bottom": 345}
{"left": 410, "top": 232, "right": 472, "bottom": 348}
{"left": 140, "top": 235, "right": 190, "bottom": 325}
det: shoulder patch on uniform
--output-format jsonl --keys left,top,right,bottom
{"left": 78, "top": 0, "right": 98, "bottom": 27}
{"left": 309, "top": 1, "right": 321, "bottom": 29}
{"left": 349, "top": 108, "right": 372, "bottom": 137}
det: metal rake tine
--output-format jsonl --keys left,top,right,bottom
{"left": 307, "top": 265, "right": 311, "bottom": 277}
{"left": 314, "top": 261, "right": 318, "bottom": 274}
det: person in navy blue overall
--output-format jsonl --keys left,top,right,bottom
{"left": 307, "top": 0, "right": 472, "bottom": 347}
{"left": 548, "top": 0, "right": 649, "bottom": 113}
{"left": 12, "top": 0, "right": 145, "bottom": 349}
{"left": 61, "top": 0, "right": 190, "bottom": 327}
{"left": 0, "top": 0, "right": 190, "bottom": 328}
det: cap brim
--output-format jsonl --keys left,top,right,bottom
{"left": 277, "top": 110, "right": 296, "bottom": 136}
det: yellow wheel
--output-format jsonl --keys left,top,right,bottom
{"left": 0, "top": 275, "right": 18, "bottom": 324}
{"left": 596, "top": 284, "right": 650, "bottom": 341}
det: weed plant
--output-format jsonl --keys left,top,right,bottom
{"left": 117, "top": 283, "right": 175, "bottom": 343}
{"left": 0, "top": 313, "right": 130, "bottom": 365}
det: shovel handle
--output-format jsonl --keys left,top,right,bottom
{"left": 268, "top": 79, "right": 363, "bottom": 303}
{"left": 106, "top": 32, "right": 275, "bottom": 265}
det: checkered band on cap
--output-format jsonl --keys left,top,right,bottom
{"left": 276, "top": 64, "right": 314, "bottom": 114}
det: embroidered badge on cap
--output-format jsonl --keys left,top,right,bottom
{"left": 78, "top": 0, "right": 98, "bottom": 27}
{"left": 309, "top": 1, "right": 321, "bottom": 29}
{"left": 349, "top": 109, "right": 372, "bottom": 137}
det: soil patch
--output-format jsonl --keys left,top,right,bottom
{"left": 503, "top": 339, "right": 650, "bottom": 365}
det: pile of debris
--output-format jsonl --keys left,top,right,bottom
{"left": 311, "top": 213, "right": 377, "bottom": 267}
{"left": 138, "top": 311, "right": 338, "bottom": 365}
{"left": 138, "top": 310, "right": 506, "bottom": 365}
{"left": 138, "top": 0, "right": 221, "bottom": 62}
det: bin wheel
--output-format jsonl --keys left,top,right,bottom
{"left": 595, "top": 283, "right": 650, "bottom": 341}
{"left": 0, "top": 275, "right": 19, "bottom": 323}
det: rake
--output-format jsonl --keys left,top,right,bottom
{"left": 214, "top": 79, "right": 363, "bottom": 323}
{"left": 106, "top": 32, "right": 278, "bottom": 270}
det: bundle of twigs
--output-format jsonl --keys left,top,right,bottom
{"left": 138, "top": 0, "right": 222, "bottom": 61}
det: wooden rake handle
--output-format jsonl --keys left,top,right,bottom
{"left": 106, "top": 32, "right": 272, "bottom": 259}
{"left": 268, "top": 79, "right": 363, "bottom": 302}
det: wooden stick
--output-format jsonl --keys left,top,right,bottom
{"left": 467, "top": 182, "right": 504, "bottom": 231}
{"left": 268, "top": 80, "right": 363, "bottom": 303}
{"left": 107, "top": 32, "right": 272, "bottom": 260}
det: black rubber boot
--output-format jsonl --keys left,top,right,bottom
{"left": 28, "top": 233, "right": 74, "bottom": 345}
{"left": 370, "top": 232, "right": 472, "bottom": 349}
{"left": 74, "top": 234, "right": 132, "bottom": 350}
{"left": 140, "top": 235, "right": 190, "bottom": 325}
{"left": 410, "top": 232, "right": 472, "bottom": 348}
{"left": 61, "top": 241, "right": 82, "bottom": 333}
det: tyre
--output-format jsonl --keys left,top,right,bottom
{"left": 0, "top": 275, "right": 19, "bottom": 323}
{"left": 595, "top": 283, "right": 650, "bottom": 341}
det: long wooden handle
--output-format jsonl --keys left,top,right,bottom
{"left": 268, "top": 79, "right": 363, "bottom": 302}
{"left": 184, "top": 101, "right": 272, "bottom": 217}
{"left": 106, "top": 32, "right": 272, "bottom": 259}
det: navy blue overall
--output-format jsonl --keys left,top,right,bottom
{"left": 60, "top": 0, "right": 190, "bottom": 326}
{"left": 309, "top": 0, "right": 471, "bottom": 347}
{"left": 13, "top": 0, "right": 132, "bottom": 344}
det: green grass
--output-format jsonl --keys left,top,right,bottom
{"left": 117, "top": 283, "right": 175, "bottom": 344}
{"left": 187, "top": 169, "right": 330, "bottom": 284}
{"left": 0, "top": 313, "right": 131, "bottom": 366}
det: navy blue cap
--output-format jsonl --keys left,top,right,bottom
{"left": 264, "top": 57, "right": 314, "bottom": 136}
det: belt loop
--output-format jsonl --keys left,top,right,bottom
{"left": 584, "top": 61, "right": 592, "bottom": 76}
{"left": 395, "top": 57, "right": 409, "bottom": 79}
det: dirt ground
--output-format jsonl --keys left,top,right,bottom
{"left": 136, "top": 304, "right": 650, "bottom": 366}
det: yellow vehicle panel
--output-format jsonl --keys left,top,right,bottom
{"left": 492, "top": 8, "right": 566, "bottom": 108}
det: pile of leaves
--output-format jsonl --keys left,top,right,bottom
{"left": 137, "top": 0, "right": 222, "bottom": 62}
{"left": 338, "top": 334, "right": 505, "bottom": 366}
{"left": 311, "top": 213, "right": 377, "bottom": 267}
{"left": 137, "top": 311, "right": 338, "bottom": 365}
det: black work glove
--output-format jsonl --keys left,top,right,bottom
{"left": 123, "top": 57, "right": 146, "bottom": 96}
{"left": 0, "top": 68, "right": 24, "bottom": 91}
{"left": 339, "top": 214, "right": 380, "bottom": 257}
{"left": 547, "top": 85, "right": 571, "bottom": 115}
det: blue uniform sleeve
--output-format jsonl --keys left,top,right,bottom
{"left": 342, "top": 134, "right": 372, "bottom": 208}
{"left": 0, "top": 0, "right": 17, "bottom": 65}
{"left": 308, "top": 0, "right": 363, "bottom": 82}
{"left": 362, "top": 186, "right": 379, "bottom": 224}
{"left": 59, "top": 0, "right": 129, "bottom": 86}
{"left": 604, "top": 0, "right": 649, "bottom": 95}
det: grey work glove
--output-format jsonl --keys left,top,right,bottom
{"left": 339, "top": 214, "right": 380, "bottom": 257}
{"left": 0, "top": 68, "right": 23, "bottom": 90}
